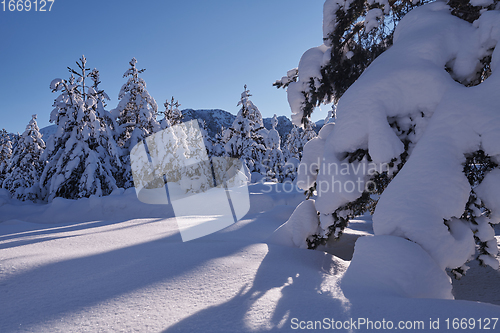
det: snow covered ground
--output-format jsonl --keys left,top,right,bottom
{"left": 1, "top": 184, "right": 499, "bottom": 332}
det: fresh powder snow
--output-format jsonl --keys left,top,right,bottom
{"left": 1, "top": 184, "right": 499, "bottom": 332}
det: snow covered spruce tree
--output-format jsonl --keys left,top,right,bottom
{"left": 160, "top": 96, "right": 183, "bottom": 129}
{"left": 40, "top": 56, "right": 121, "bottom": 201}
{"left": 282, "top": 120, "right": 318, "bottom": 182}
{"left": 282, "top": 127, "right": 302, "bottom": 182}
{"left": 2, "top": 115, "right": 45, "bottom": 201}
{"left": 197, "top": 119, "right": 214, "bottom": 158}
{"left": 222, "top": 85, "right": 267, "bottom": 174}
{"left": 178, "top": 121, "right": 214, "bottom": 193}
{"left": 275, "top": 1, "right": 500, "bottom": 298}
{"left": 112, "top": 57, "right": 159, "bottom": 188}
{"left": 0, "top": 129, "right": 13, "bottom": 186}
{"left": 212, "top": 127, "right": 226, "bottom": 157}
{"left": 283, "top": 127, "right": 301, "bottom": 161}
{"left": 302, "top": 118, "right": 318, "bottom": 141}
{"left": 274, "top": 0, "right": 430, "bottom": 125}
{"left": 263, "top": 114, "right": 285, "bottom": 182}
{"left": 88, "top": 68, "right": 122, "bottom": 148}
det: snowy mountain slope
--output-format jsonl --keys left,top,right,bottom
{"left": 0, "top": 185, "right": 499, "bottom": 332}
{"left": 39, "top": 124, "right": 57, "bottom": 139}
{"left": 182, "top": 109, "right": 235, "bottom": 138}
{"left": 182, "top": 109, "right": 297, "bottom": 139}
{"left": 313, "top": 119, "right": 326, "bottom": 131}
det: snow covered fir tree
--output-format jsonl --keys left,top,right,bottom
{"left": 283, "top": 119, "right": 318, "bottom": 161}
{"left": 222, "top": 85, "right": 268, "bottom": 175}
{"left": 1, "top": 76, "right": 302, "bottom": 204}
{"left": 0, "top": 129, "right": 14, "bottom": 187}
{"left": 263, "top": 114, "right": 285, "bottom": 182}
{"left": 274, "top": 0, "right": 500, "bottom": 298}
{"left": 112, "top": 57, "right": 159, "bottom": 188}
{"left": 274, "top": 0, "right": 431, "bottom": 124}
{"left": 40, "top": 56, "right": 121, "bottom": 201}
{"left": 280, "top": 119, "right": 319, "bottom": 182}
{"left": 1, "top": 115, "right": 45, "bottom": 201}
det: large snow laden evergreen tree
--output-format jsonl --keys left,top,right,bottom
{"left": 274, "top": 0, "right": 432, "bottom": 125}
{"left": 276, "top": 1, "right": 500, "bottom": 298}
{"left": 112, "top": 57, "right": 159, "bottom": 188}
{"left": 40, "top": 56, "right": 121, "bottom": 201}
{"left": 2, "top": 115, "right": 45, "bottom": 201}
{"left": 223, "top": 86, "right": 267, "bottom": 174}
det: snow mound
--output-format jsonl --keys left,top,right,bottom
{"left": 268, "top": 199, "right": 319, "bottom": 248}
{"left": 342, "top": 235, "right": 453, "bottom": 299}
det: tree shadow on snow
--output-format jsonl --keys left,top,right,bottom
{"left": 0, "top": 231, "right": 254, "bottom": 332}
{"left": 0, "top": 188, "right": 349, "bottom": 332}
{"left": 163, "top": 244, "right": 350, "bottom": 333}
{"left": 0, "top": 218, "right": 166, "bottom": 249}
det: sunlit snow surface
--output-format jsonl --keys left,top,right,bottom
{"left": 0, "top": 184, "right": 499, "bottom": 332}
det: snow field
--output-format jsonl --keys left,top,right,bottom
{"left": 1, "top": 184, "right": 499, "bottom": 332}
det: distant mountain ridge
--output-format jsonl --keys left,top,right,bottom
{"left": 182, "top": 109, "right": 298, "bottom": 141}
{"left": 37, "top": 109, "right": 323, "bottom": 141}
{"left": 181, "top": 109, "right": 235, "bottom": 138}
{"left": 39, "top": 125, "right": 57, "bottom": 139}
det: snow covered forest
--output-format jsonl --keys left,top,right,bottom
{"left": 2, "top": 0, "right": 500, "bottom": 331}
{"left": 0, "top": 57, "right": 318, "bottom": 203}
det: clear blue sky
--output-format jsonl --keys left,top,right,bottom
{"left": 0, "top": 0, "right": 326, "bottom": 134}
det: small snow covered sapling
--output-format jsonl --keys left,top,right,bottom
{"left": 263, "top": 114, "right": 285, "bottom": 182}
{"left": 161, "top": 96, "right": 183, "bottom": 129}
